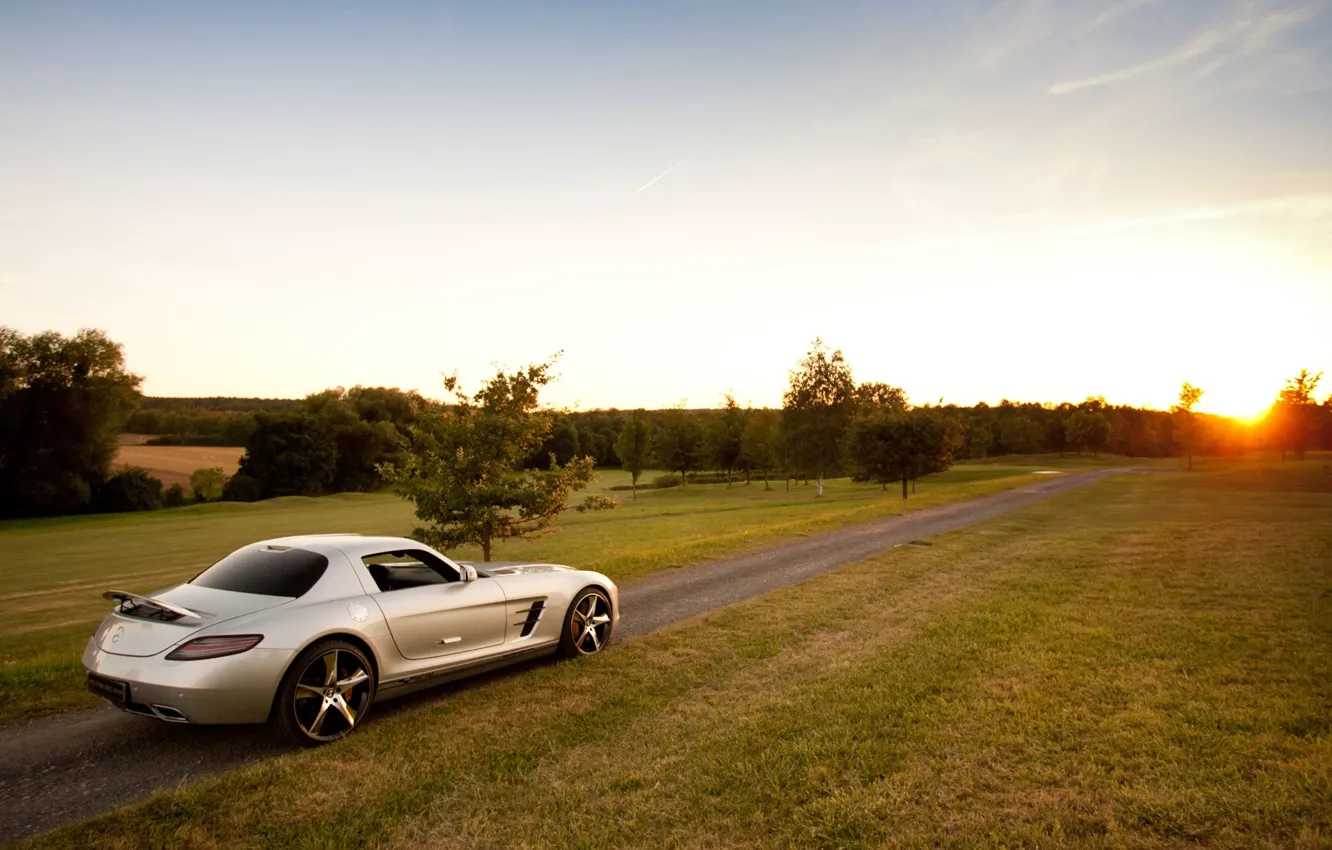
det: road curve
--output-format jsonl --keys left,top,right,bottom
{"left": 0, "top": 468, "right": 1130, "bottom": 843}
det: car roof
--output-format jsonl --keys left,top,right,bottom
{"left": 257, "top": 534, "right": 445, "bottom": 560}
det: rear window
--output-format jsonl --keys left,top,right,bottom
{"left": 191, "top": 546, "right": 329, "bottom": 598}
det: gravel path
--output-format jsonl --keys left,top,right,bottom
{"left": 0, "top": 468, "right": 1129, "bottom": 843}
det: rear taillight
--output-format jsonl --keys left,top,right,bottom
{"left": 165, "top": 634, "right": 264, "bottom": 661}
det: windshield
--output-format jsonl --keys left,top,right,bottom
{"left": 191, "top": 546, "right": 329, "bottom": 598}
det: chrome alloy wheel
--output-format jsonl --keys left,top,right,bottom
{"left": 570, "top": 591, "right": 612, "bottom": 655}
{"left": 292, "top": 648, "right": 372, "bottom": 742}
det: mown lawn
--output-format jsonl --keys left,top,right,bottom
{"left": 0, "top": 455, "right": 1122, "bottom": 724}
{"left": 22, "top": 457, "right": 1331, "bottom": 849}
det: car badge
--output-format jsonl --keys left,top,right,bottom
{"left": 111, "top": 626, "right": 124, "bottom": 643}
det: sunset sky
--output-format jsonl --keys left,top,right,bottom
{"left": 2, "top": 0, "right": 1329, "bottom": 419}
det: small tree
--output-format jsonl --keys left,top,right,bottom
{"left": 740, "top": 408, "right": 781, "bottom": 490}
{"left": 613, "top": 409, "right": 651, "bottom": 499}
{"left": 706, "top": 394, "right": 746, "bottom": 486}
{"left": 783, "top": 338, "right": 856, "bottom": 497}
{"left": 1171, "top": 382, "right": 1204, "bottom": 470}
{"left": 846, "top": 410, "right": 952, "bottom": 498}
{"left": 189, "top": 466, "right": 229, "bottom": 501}
{"left": 652, "top": 406, "right": 703, "bottom": 486}
{"left": 386, "top": 358, "right": 594, "bottom": 561}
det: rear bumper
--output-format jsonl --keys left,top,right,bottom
{"left": 82, "top": 639, "right": 293, "bottom": 725}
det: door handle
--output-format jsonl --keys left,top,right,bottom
{"left": 436, "top": 636, "right": 462, "bottom": 645}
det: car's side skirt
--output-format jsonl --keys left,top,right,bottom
{"left": 374, "top": 642, "right": 558, "bottom": 701}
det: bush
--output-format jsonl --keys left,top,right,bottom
{"left": 93, "top": 468, "right": 164, "bottom": 513}
{"left": 650, "top": 474, "right": 684, "bottom": 489}
{"left": 684, "top": 471, "right": 738, "bottom": 485}
{"left": 574, "top": 494, "right": 620, "bottom": 513}
{"left": 164, "top": 483, "right": 188, "bottom": 507}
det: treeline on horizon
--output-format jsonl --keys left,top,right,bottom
{"left": 3, "top": 326, "right": 1331, "bottom": 519}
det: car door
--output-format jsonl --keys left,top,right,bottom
{"left": 363, "top": 549, "right": 507, "bottom": 660}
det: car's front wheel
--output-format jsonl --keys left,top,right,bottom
{"left": 558, "top": 587, "right": 613, "bottom": 657}
{"left": 273, "top": 639, "right": 375, "bottom": 746}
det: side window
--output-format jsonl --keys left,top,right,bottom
{"left": 362, "top": 550, "right": 461, "bottom": 592}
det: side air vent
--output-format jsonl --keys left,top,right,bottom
{"left": 516, "top": 599, "right": 546, "bottom": 637}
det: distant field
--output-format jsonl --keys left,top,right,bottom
{"left": 0, "top": 454, "right": 1137, "bottom": 724}
{"left": 114, "top": 445, "right": 244, "bottom": 487}
{"left": 28, "top": 455, "right": 1332, "bottom": 848}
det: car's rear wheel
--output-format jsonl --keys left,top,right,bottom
{"left": 558, "top": 587, "right": 613, "bottom": 658}
{"left": 273, "top": 639, "right": 375, "bottom": 746}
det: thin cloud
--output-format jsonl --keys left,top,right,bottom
{"left": 635, "top": 156, "right": 691, "bottom": 194}
{"left": 1051, "top": 3, "right": 1318, "bottom": 94}
{"left": 1061, "top": 194, "right": 1332, "bottom": 235}
{"left": 1085, "top": 0, "right": 1162, "bottom": 33}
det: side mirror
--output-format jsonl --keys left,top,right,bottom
{"left": 459, "top": 564, "right": 478, "bottom": 583}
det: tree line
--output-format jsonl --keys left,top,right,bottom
{"left": 3, "top": 326, "right": 1330, "bottom": 519}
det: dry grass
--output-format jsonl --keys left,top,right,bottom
{"left": 113, "top": 445, "right": 244, "bottom": 487}
{"left": 24, "top": 457, "right": 1332, "bottom": 849}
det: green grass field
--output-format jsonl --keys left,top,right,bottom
{"left": 21, "top": 455, "right": 1330, "bottom": 848}
{"left": 0, "top": 455, "right": 1129, "bottom": 725}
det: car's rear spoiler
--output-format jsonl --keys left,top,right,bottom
{"left": 103, "top": 590, "right": 208, "bottom": 622}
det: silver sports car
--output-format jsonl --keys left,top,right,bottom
{"left": 82, "top": 534, "right": 618, "bottom": 744}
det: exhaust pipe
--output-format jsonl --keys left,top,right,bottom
{"left": 150, "top": 704, "right": 189, "bottom": 723}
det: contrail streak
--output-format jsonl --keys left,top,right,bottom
{"left": 635, "top": 156, "right": 691, "bottom": 193}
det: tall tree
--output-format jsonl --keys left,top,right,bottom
{"left": 652, "top": 405, "right": 703, "bottom": 486}
{"left": 0, "top": 328, "right": 142, "bottom": 517}
{"left": 613, "top": 409, "right": 651, "bottom": 499}
{"left": 386, "top": 358, "right": 594, "bottom": 561}
{"left": 782, "top": 339, "right": 856, "bottom": 497}
{"left": 706, "top": 394, "right": 746, "bottom": 486}
{"left": 740, "top": 408, "right": 781, "bottom": 490}
{"left": 1171, "top": 382, "right": 1204, "bottom": 470}
{"left": 1271, "top": 369, "right": 1323, "bottom": 460}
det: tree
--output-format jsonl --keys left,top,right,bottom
{"left": 1270, "top": 370, "right": 1323, "bottom": 460}
{"left": 845, "top": 409, "right": 953, "bottom": 498}
{"left": 234, "top": 410, "right": 338, "bottom": 498}
{"left": 386, "top": 358, "right": 594, "bottom": 561}
{"left": 965, "top": 423, "right": 993, "bottom": 459}
{"left": 997, "top": 415, "right": 1043, "bottom": 455}
{"left": 854, "top": 382, "right": 907, "bottom": 413}
{"left": 740, "top": 408, "right": 781, "bottom": 490}
{"left": 1064, "top": 408, "right": 1110, "bottom": 455}
{"left": 782, "top": 339, "right": 856, "bottom": 497}
{"left": 652, "top": 405, "right": 703, "bottom": 486}
{"left": 706, "top": 395, "right": 746, "bottom": 486}
{"left": 613, "top": 410, "right": 651, "bottom": 499}
{"left": 93, "top": 467, "right": 164, "bottom": 513}
{"left": 232, "top": 386, "right": 419, "bottom": 499}
{"left": 189, "top": 467, "right": 229, "bottom": 502}
{"left": 164, "top": 483, "right": 189, "bottom": 508}
{"left": 1171, "top": 382, "right": 1204, "bottom": 470}
{"left": 0, "top": 327, "right": 142, "bottom": 517}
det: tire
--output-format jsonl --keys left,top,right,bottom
{"left": 272, "top": 639, "right": 376, "bottom": 746}
{"left": 558, "top": 587, "right": 613, "bottom": 658}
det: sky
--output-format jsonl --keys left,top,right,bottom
{"left": 2, "top": 0, "right": 1330, "bottom": 419}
